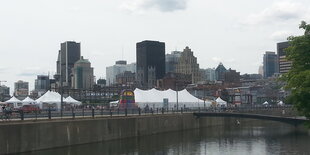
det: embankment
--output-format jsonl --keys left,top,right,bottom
{"left": 0, "top": 113, "right": 274, "bottom": 154}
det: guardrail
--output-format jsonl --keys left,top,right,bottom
{"left": 0, "top": 105, "right": 296, "bottom": 122}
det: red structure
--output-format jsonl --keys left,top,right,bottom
{"left": 119, "top": 90, "right": 138, "bottom": 109}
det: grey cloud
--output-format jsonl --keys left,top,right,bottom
{"left": 273, "top": 9, "right": 300, "bottom": 21}
{"left": 121, "top": 0, "right": 188, "bottom": 12}
{"left": 17, "top": 67, "right": 46, "bottom": 77}
{"left": 145, "top": 0, "right": 187, "bottom": 12}
{"left": 270, "top": 30, "right": 292, "bottom": 41}
{"left": 17, "top": 73, "right": 38, "bottom": 77}
{"left": 240, "top": 1, "right": 306, "bottom": 25}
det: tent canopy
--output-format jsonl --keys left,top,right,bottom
{"left": 216, "top": 97, "right": 227, "bottom": 106}
{"left": 134, "top": 88, "right": 211, "bottom": 108}
{"left": 277, "top": 101, "right": 284, "bottom": 105}
{"left": 109, "top": 100, "right": 119, "bottom": 104}
{"left": 263, "top": 101, "right": 269, "bottom": 105}
{"left": 64, "top": 96, "right": 81, "bottom": 105}
{"left": 36, "top": 91, "right": 64, "bottom": 103}
{"left": 5, "top": 96, "right": 22, "bottom": 103}
{"left": 35, "top": 91, "right": 64, "bottom": 110}
{"left": 22, "top": 97, "right": 36, "bottom": 105}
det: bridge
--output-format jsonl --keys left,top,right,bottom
{"left": 193, "top": 112, "right": 308, "bottom": 126}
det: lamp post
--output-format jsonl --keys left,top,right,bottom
{"left": 203, "top": 85, "right": 206, "bottom": 109}
{"left": 60, "top": 78, "right": 63, "bottom": 118}
{"left": 175, "top": 81, "right": 178, "bottom": 111}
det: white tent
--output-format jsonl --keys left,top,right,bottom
{"left": 64, "top": 96, "right": 82, "bottom": 105}
{"left": 109, "top": 100, "right": 119, "bottom": 107}
{"left": 5, "top": 96, "right": 22, "bottom": 108}
{"left": 22, "top": 97, "right": 36, "bottom": 105}
{"left": 277, "top": 101, "right": 284, "bottom": 106}
{"left": 36, "top": 91, "right": 64, "bottom": 110}
{"left": 216, "top": 97, "right": 227, "bottom": 107}
{"left": 134, "top": 88, "right": 211, "bottom": 109}
{"left": 263, "top": 101, "right": 269, "bottom": 105}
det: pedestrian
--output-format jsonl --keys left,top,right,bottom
{"left": 0, "top": 105, "right": 5, "bottom": 120}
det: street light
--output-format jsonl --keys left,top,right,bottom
{"left": 175, "top": 81, "right": 179, "bottom": 111}
{"left": 203, "top": 85, "right": 206, "bottom": 109}
{"left": 60, "top": 77, "right": 63, "bottom": 118}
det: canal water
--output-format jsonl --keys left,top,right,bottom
{"left": 19, "top": 121, "right": 310, "bottom": 155}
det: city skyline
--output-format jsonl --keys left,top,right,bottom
{"left": 1, "top": 0, "right": 310, "bottom": 92}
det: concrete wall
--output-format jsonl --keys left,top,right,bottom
{"left": 0, "top": 114, "right": 250, "bottom": 154}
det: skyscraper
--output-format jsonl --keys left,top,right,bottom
{"left": 136, "top": 40, "right": 165, "bottom": 89}
{"left": 277, "top": 41, "right": 291, "bottom": 74}
{"left": 215, "top": 63, "right": 227, "bottom": 81}
{"left": 204, "top": 68, "right": 216, "bottom": 82}
{"left": 0, "top": 85, "right": 10, "bottom": 102}
{"left": 263, "top": 51, "right": 278, "bottom": 78}
{"left": 175, "top": 46, "right": 201, "bottom": 84}
{"left": 106, "top": 60, "right": 136, "bottom": 86}
{"left": 35, "top": 75, "right": 50, "bottom": 93}
{"left": 14, "top": 80, "right": 29, "bottom": 98}
{"left": 71, "top": 56, "right": 95, "bottom": 89}
{"left": 166, "top": 51, "right": 181, "bottom": 73}
{"left": 56, "top": 41, "right": 81, "bottom": 87}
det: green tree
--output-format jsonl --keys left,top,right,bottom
{"left": 284, "top": 21, "right": 310, "bottom": 122}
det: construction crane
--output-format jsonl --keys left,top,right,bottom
{"left": 0, "top": 80, "right": 7, "bottom": 86}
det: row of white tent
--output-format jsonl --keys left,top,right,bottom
{"left": 113, "top": 88, "right": 227, "bottom": 108}
{"left": 263, "top": 101, "right": 285, "bottom": 105}
{"left": 4, "top": 91, "right": 81, "bottom": 109}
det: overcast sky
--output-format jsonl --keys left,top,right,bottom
{"left": 1, "top": 0, "right": 310, "bottom": 93}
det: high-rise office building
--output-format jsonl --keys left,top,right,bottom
{"left": 136, "top": 40, "right": 165, "bottom": 89}
{"left": 71, "top": 56, "right": 95, "bottom": 89}
{"left": 56, "top": 41, "right": 81, "bottom": 87}
{"left": 277, "top": 41, "right": 291, "bottom": 74}
{"left": 115, "top": 71, "right": 136, "bottom": 86}
{"left": 175, "top": 47, "right": 201, "bottom": 84}
{"left": 215, "top": 63, "right": 227, "bottom": 81}
{"left": 35, "top": 75, "right": 50, "bottom": 93}
{"left": 204, "top": 68, "right": 216, "bottom": 82}
{"left": 263, "top": 51, "right": 278, "bottom": 78}
{"left": 166, "top": 51, "right": 181, "bottom": 73}
{"left": 14, "top": 80, "right": 29, "bottom": 98}
{"left": 106, "top": 60, "right": 136, "bottom": 86}
{"left": 0, "top": 85, "right": 10, "bottom": 101}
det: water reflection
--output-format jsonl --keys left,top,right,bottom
{"left": 19, "top": 121, "right": 310, "bottom": 155}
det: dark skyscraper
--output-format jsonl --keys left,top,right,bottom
{"left": 263, "top": 51, "right": 278, "bottom": 78}
{"left": 215, "top": 63, "right": 227, "bottom": 81}
{"left": 56, "top": 41, "right": 81, "bottom": 87}
{"left": 35, "top": 75, "right": 50, "bottom": 92}
{"left": 277, "top": 41, "right": 291, "bottom": 74}
{"left": 136, "top": 40, "right": 165, "bottom": 89}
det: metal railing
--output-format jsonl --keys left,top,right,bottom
{"left": 0, "top": 105, "right": 296, "bottom": 122}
